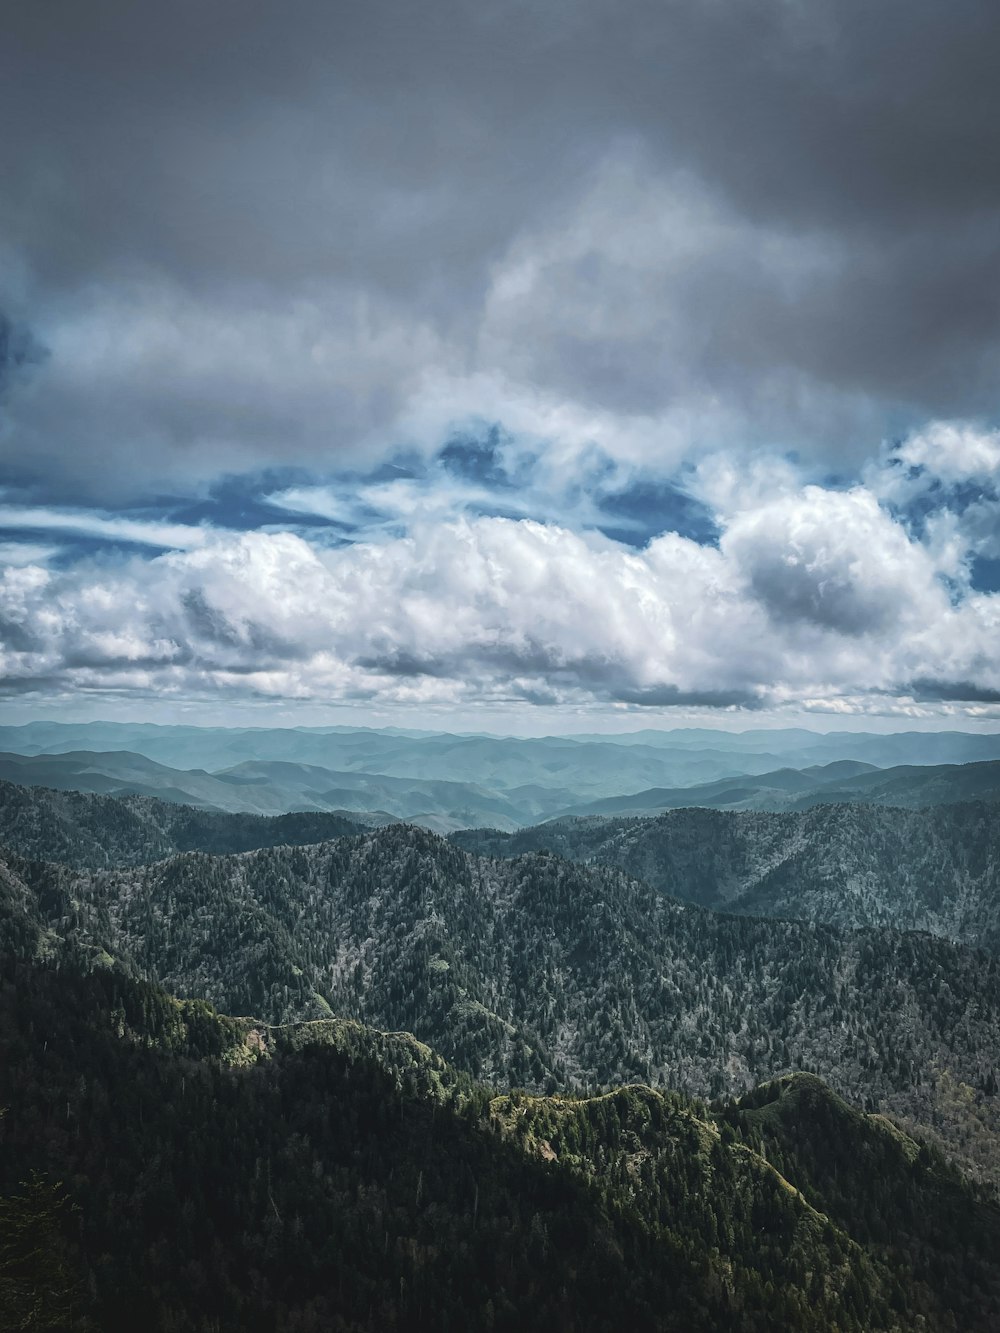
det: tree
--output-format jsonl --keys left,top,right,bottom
{"left": 0, "top": 1173, "right": 86, "bottom": 1330}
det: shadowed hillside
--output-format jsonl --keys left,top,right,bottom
{"left": 2, "top": 956, "right": 999, "bottom": 1330}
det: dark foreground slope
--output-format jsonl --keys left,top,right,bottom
{"left": 3, "top": 825, "right": 1000, "bottom": 1184}
{"left": 2, "top": 956, "right": 999, "bottom": 1332}
{"left": 453, "top": 801, "right": 1000, "bottom": 950}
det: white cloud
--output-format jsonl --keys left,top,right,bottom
{"left": 866, "top": 421, "right": 1000, "bottom": 504}
{"left": 721, "top": 486, "right": 946, "bottom": 636}
{"left": 896, "top": 422, "right": 1000, "bottom": 484}
{"left": 0, "top": 505, "right": 212, "bottom": 550}
{"left": 3, "top": 469, "right": 998, "bottom": 713}
{"left": 863, "top": 422, "right": 1000, "bottom": 574}
{"left": 0, "top": 541, "right": 60, "bottom": 565}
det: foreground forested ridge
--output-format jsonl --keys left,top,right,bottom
{"left": 1, "top": 954, "right": 999, "bottom": 1331}
{"left": 3, "top": 823, "right": 999, "bottom": 1184}
{"left": 453, "top": 800, "right": 1000, "bottom": 950}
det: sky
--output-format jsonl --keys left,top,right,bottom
{"left": 1, "top": 0, "right": 999, "bottom": 732}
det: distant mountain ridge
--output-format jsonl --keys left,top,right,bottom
{"left": 0, "top": 721, "right": 788, "bottom": 795}
{"left": 4, "top": 720, "right": 1000, "bottom": 808}
{"left": 1, "top": 738, "right": 999, "bottom": 834}
{"left": 556, "top": 757, "right": 1000, "bottom": 816}
{"left": 0, "top": 777, "right": 393, "bottom": 868}
{"left": 0, "top": 749, "right": 577, "bottom": 830}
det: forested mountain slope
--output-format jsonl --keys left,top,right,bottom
{"left": 0, "top": 777, "right": 391, "bottom": 869}
{"left": 2, "top": 955, "right": 998, "bottom": 1331}
{"left": 3, "top": 824, "right": 999, "bottom": 1186}
{"left": 794, "top": 759, "right": 1000, "bottom": 810}
{"left": 555, "top": 758, "right": 1000, "bottom": 817}
{"left": 5, "top": 782, "right": 997, "bottom": 955}
{"left": 453, "top": 801, "right": 1000, "bottom": 950}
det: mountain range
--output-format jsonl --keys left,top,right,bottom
{"left": 4, "top": 819, "right": 1000, "bottom": 1190}
{"left": 555, "top": 758, "right": 1000, "bottom": 816}
{"left": 4, "top": 778, "right": 999, "bottom": 955}
{"left": 0, "top": 749, "right": 574, "bottom": 829}
{"left": 5, "top": 727, "right": 1000, "bottom": 1327}
{"left": 1, "top": 739, "right": 999, "bottom": 832}
{"left": 0, "top": 777, "right": 393, "bottom": 868}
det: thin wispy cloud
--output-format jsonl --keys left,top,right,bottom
{"left": 0, "top": 506, "right": 214, "bottom": 551}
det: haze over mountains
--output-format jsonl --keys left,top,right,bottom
{"left": 1, "top": 722, "right": 999, "bottom": 829}
{"left": 7, "top": 720, "right": 1000, "bottom": 773}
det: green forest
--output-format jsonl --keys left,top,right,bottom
{"left": 1, "top": 785, "right": 1000, "bottom": 1328}
{"left": 2, "top": 955, "right": 999, "bottom": 1331}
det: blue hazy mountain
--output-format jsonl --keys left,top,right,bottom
{"left": 555, "top": 758, "right": 1000, "bottom": 817}
{"left": 2, "top": 723, "right": 999, "bottom": 827}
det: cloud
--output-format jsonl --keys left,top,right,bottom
{"left": 0, "top": 312, "right": 48, "bottom": 398}
{"left": 0, "top": 505, "right": 213, "bottom": 550}
{"left": 1, "top": 471, "right": 996, "bottom": 715}
{"left": 869, "top": 422, "right": 1000, "bottom": 503}
{"left": 3, "top": 1, "right": 1000, "bottom": 500}
{"left": 264, "top": 426, "right": 716, "bottom": 549}
{"left": 0, "top": 542, "right": 60, "bottom": 566}
{"left": 722, "top": 486, "right": 945, "bottom": 636}
{"left": 2, "top": 4, "right": 998, "bottom": 719}
{"left": 864, "top": 423, "right": 1000, "bottom": 577}
{"left": 895, "top": 422, "right": 1000, "bottom": 484}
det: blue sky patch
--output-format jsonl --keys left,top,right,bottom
{"left": 970, "top": 555, "right": 1000, "bottom": 594}
{"left": 595, "top": 479, "right": 720, "bottom": 548}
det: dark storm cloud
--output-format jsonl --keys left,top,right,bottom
{"left": 3, "top": 0, "right": 1000, "bottom": 497}
{"left": 0, "top": 313, "right": 47, "bottom": 398}
{"left": 439, "top": 428, "right": 517, "bottom": 489}
{"left": 612, "top": 686, "right": 763, "bottom": 710}
{"left": 909, "top": 679, "right": 1000, "bottom": 705}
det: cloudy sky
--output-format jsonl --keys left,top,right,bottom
{"left": 2, "top": 0, "right": 999, "bottom": 731}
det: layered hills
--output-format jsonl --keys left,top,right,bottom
{"left": 0, "top": 776, "right": 389, "bottom": 868}
{"left": 4, "top": 777, "right": 997, "bottom": 957}
{"left": 4, "top": 755, "right": 1000, "bottom": 1328}
{"left": 6, "top": 719, "right": 1000, "bottom": 777}
{"left": 556, "top": 758, "right": 1000, "bottom": 816}
{"left": 0, "top": 749, "right": 565, "bottom": 830}
{"left": 3, "top": 823, "right": 999, "bottom": 1180}
{"left": 1, "top": 741, "right": 998, "bottom": 833}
